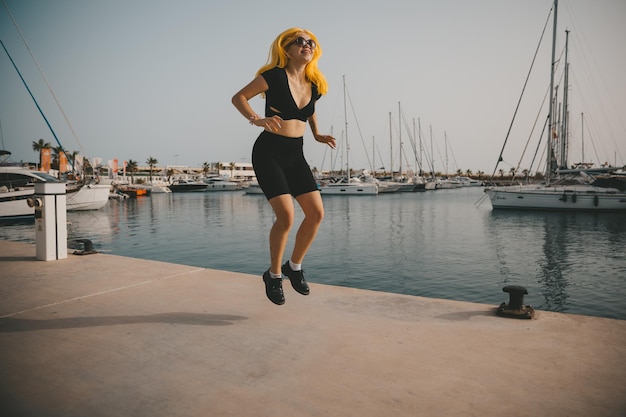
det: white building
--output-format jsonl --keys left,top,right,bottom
{"left": 216, "top": 161, "right": 255, "bottom": 181}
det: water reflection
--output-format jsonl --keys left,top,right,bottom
{"left": 315, "top": 190, "right": 495, "bottom": 298}
{"left": 66, "top": 209, "right": 114, "bottom": 250}
{"left": 487, "top": 210, "right": 626, "bottom": 317}
{"left": 539, "top": 214, "right": 570, "bottom": 312}
{"left": 97, "top": 193, "right": 271, "bottom": 267}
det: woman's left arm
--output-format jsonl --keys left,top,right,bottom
{"left": 308, "top": 112, "right": 336, "bottom": 149}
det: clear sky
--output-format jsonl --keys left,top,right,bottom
{"left": 1, "top": 0, "right": 624, "bottom": 175}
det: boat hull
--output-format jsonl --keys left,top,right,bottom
{"left": 319, "top": 183, "right": 378, "bottom": 195}
{"left": 2, "top": 166, "right": 110, "bottom": 215}
{"left": 486, "top": 185, "right": 626, "bottom": 211}
{"left": 169, "top": 184, "right": 208, "bottom": 192}
{"left": 66, "top": 183, "right": 111, "bottom": 210}
{"left": 244, "top": 182, "right": 264, "bottom": 195}
{"left": 205, "top": 182, "right": 238, "bottom": 191}
{"left": 1, "top": 181, "right": 110, "bottom": 221}
{"left": 424, "top": 182, "right": 437, "bottom": 191}
{"left": 0, "top": 188, "right": 34, "bottom": 222}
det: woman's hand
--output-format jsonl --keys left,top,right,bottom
{"left": 250, "top": 115, "right": 283, "bottom": 133}
{"left": 314, "top": 134, "right": 336, "bottom": 149}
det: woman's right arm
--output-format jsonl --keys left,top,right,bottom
{"left": 232, "top": 75, "right": 282, "bottom": 131}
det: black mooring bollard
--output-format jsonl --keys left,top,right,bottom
{"left": 503, "top": 285, "right": 527, "bottom": 309}
{"left": 73, "top": 239, "right": 97, "bottom": 256}
{"left": 497, "top": 285, "right": 535, "bottom": 319}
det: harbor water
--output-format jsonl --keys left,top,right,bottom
{"left": 1, "top": 187, "right": 625, "bottom": 320}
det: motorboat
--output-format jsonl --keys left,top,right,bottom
{"left": 168, "top": 179, "right": 208, "bottom": 192}
{"left": 319, "top": 177, "right": 378, "bottom": 195}
{"left": 1, "top": 164, "right": 110, "bottom": 222}
{"left": 453, "top": 176, "right": 483, "bottom": 187}
{"left": 204, "top": 176, "right": 239, "bottom": 191}
{"left": 0, "top": 183, "right": 43, "bottom": 223}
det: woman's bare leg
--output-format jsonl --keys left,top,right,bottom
{"left": 290, "top": 190, "right": 324, "bottom": 264}
{"left": 268, "top": 194, "right": 295, "bottom": 274}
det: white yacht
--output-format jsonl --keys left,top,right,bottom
{"left": 0, "top": 164, "right": 110, "bottom": 222}
{"left": 204, "top": 176, "right": 239, "bottom": 191}
{"left": 319, "top": 177, "right": 378, "bottom": 195}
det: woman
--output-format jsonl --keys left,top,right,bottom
{"left": 232, "top": 28, "right": 336, "bottom": 305}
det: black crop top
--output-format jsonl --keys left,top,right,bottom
{"left": 261, "top": 67, "right": 321, "bottom": 122}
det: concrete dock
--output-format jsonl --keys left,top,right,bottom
{"left": 1, "top": 239, "right": 625, "bottom": 417}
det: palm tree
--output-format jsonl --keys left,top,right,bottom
{"left": 66, "top": 150, "right": 79, "bottom": 172}
{"left": 51, "top": 145, "right": 66, "bottom": 171}
{"left": 146, "top": 157, "right": 158, "bottom": 183}
{"left": 32, "top": 138, "right": 51, "bottom": 168}
{"left": 202, "top": 162, "right": 210, "bottom": 177}
{"left": 127, "top": 159, "right": 138, "bottom": 184}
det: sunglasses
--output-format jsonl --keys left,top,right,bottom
{"left": 291, "top": 37, "right": 316, "bottom": 50}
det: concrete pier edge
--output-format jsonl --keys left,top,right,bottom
{"left": 1, "top": 239, "right": 625, "bottom": 417}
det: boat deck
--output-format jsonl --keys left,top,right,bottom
{"left": 1, "top": 239, "right": 624, "bottom": 417}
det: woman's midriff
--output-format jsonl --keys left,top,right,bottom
{"left": 267, "top": 119, "right": 306, "bottom": 138}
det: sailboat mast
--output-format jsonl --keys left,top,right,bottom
{"left": 581, "top": 112, "right": 585, "bottom": 164}
{"left": 546, "top": 0, "right": 558, "bottom": 183}
{"left": 343, "top": 75, "right": 349, "bottom": 180}
{"left": 560, "top": 29, "right": 570, "bottom": 169}
{"left": 398, "top": 102, "right": 402, "bottom": 179}
{"left": 413, "top": 118, "right": 417, "bottom": 175}
{"left": 371, "top": 136, "right": 373, "bottom": 175}
{"left": 445, "top": 131, "right": 448, "bottom": 176}
{"left": 389, "top": 112, "right": 393, "bottom": 176}
{"left": 418, "top": 118, "right": 423, "bottom": 175}
{"left": 430, "top": 125, "right": 435, "bottom": 177}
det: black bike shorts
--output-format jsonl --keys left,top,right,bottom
{"left": 252, "top": 130, "right": 319, "bottom": 200}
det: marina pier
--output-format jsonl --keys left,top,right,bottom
{"left": 1, "top": 239, "right": 625, "bottom": 417}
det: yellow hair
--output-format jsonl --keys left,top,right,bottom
{"left": 256, "top": 28, "right": 328, "bottom": 95}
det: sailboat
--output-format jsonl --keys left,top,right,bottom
{"left": 319, "top": 76, "right": 378, "bottom": 195}
{"left": 435, "top": 131, "right": 462, "bottom": 189}
{"left": 485, "top": 0, "right": 626, "bottom": 211}
{"left": 378, "top": 105, "right": 427, "bottom": 193}
{"left": 367, "top": 110, "right": 409, "bottom": 193}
